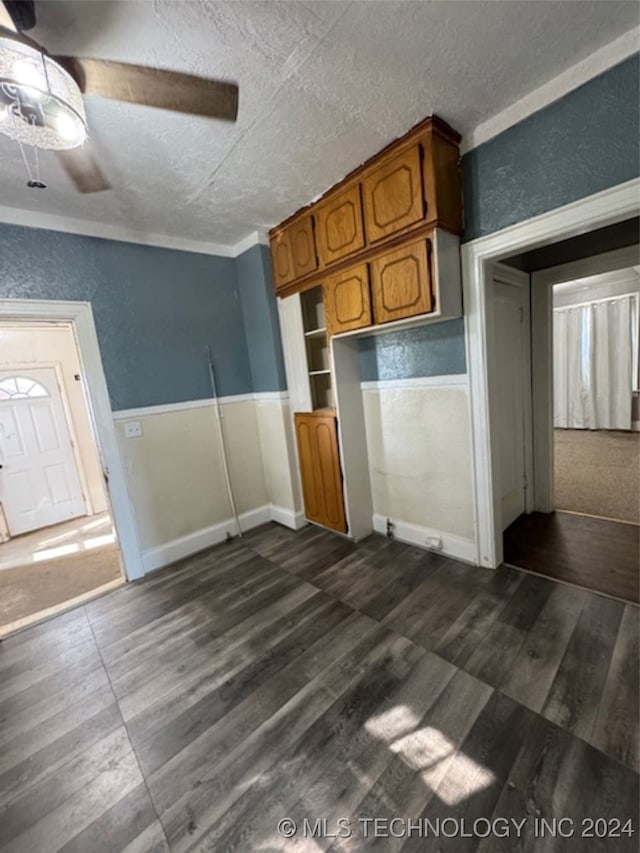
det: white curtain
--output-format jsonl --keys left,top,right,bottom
{"left": 554, "top": 295, "right": 635, "bottom": 430}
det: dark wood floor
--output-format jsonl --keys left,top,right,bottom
{"left": 504, "top": 511, "right": 639, "bottom": 604}
{"left": 0, "top": 523, "right": 638, "bottom": 852}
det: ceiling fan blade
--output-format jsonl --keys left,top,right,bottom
{"left": 0, "top": 1, "right": 18, "bottom": 31}
{"left": 54, "top": 57, "right": 239, "bottom": 122}
{"left": 2, "top": 0, "right": 35, "bottom": 31}
{"left": 56, "top": 144, "right": 111, "bottom": 194}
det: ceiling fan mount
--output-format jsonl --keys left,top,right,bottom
{"left": 0, "top": 0, "right": 239, "bottom": 192}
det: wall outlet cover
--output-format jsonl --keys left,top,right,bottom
{"left": 124, "top": 421, "right": 142, "bottom": 438}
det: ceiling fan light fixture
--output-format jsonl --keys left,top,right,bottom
{"left": 0, "top": 35, "right": 87, "bottom": 149}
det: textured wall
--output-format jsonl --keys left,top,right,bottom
{"left": 236, "top": 244, "right": 287, "bottom": 393}
{"left": 462, "top": 54, "right": 640, "bottom": 241}
{"left": 0, "top": 223, "right": 251, "bottom": 410}
{"left": 359, "top": 319, "right": 466, "bottom": 381}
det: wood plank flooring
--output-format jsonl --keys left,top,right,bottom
{"left": 0, "top": 523, "right": 638, "bottom": 852}
{"left": 503, "top": 510, "right": 639, "bottom": 603}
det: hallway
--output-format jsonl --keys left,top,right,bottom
{"left": 0, "top": 513, "right": 123, "bottom": 635}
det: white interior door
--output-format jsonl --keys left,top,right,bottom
{"left": 490, "top": 266, "right": 531, "bottom": 530}
{"left": 0, "top": 368, "right": 86, "bottom": 535}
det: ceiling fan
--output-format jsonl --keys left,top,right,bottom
{"left": 0, "top": 0, "right": 239, "bottom": 192}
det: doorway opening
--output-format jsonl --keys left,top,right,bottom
{"left": 0, "top": 319, "right": 126, "bottom": 635}
{"left": 552, "top": 268, "right": 639, "bottom": 525}
{"left": 463, "top": 182, "right": 639, "bottom": 603}
{"left": 499, "top": 240, "right": 639, "bottom": 603}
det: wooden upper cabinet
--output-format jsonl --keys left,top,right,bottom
{"left": 271, "top": 231, "right": 295, "bottom": 290}
{"left": 270, "top": 116, "right": 461, "bottom": 296}
{"left": 270, "top": 215, "right": 317, "bottom": 290}
{"left": 370, "top": 239, "right": 432, "bottom": 324}
{"left": 323, "top": 263, "right": 371, "bottom": 337}
{"left": 290, "top": 215, "right": 318, "bottom": 279}
{"left": 314, "top": 185, "right": 365, "bottom": 266}
{"left": 422, "top": 132, "right": 462, "bottom": 234}
{"left": 294, "top": 412, "right": 347, "bottom": 533}
{"left": 362, "top": 145, "right": 424, "bottom": 243}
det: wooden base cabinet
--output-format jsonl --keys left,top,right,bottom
{"left": 294, "top": 412, "right": 347, "bottom": 533}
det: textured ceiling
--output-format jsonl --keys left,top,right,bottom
{"left": 554, "top": 267, "right": 640, "bottom": 294}
{"left": 0, "top": 0, "right": 638, "bottom": 246}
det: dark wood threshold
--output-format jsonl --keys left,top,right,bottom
{"left": 503, "top": 511, "right": 639, "bottom": 605}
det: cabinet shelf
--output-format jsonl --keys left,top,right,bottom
{"left": 309, "top": 369, "right": 331, "bottom": 376}
{"left": 304, "top": 327, "right": 327, "bottom": 337}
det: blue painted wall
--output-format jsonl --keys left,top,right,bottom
{"left": 462, "top": 54, "right": 640, "bottom": 241}
{"left": 2, "top": 57, "right": 636, "bottom": 397}
{"left": 0, "top": 224, "right": 252, "bottom": 410}
{"left": 236, "top": 244, "right": 287, "bottom": 393}
{"left": 359, "top": 319, "right": 466, "bottom": 381}
{"left": 366, "top": 54, "right": 639, "bottom": 381}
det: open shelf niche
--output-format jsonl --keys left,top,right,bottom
{"left": 300, "top": 286, "right": 333, "bottom": 410}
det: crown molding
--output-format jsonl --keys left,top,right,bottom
{"left": 462, "top": 27, "right": 640, "bottom": 154}
{"left": 0, "top": 205, "right": 269, "bottom": 258}
{"left": 233, "top": 230, "right": 269, "bottom": 255}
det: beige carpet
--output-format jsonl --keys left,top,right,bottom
{"left": 0, "top": 545, "right": 123, "bottom": 629}
{"left": 554, "top": 429, "right": 640, "bottom": 524}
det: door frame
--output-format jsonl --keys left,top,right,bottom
{"left": 489, "top": 262, "right": 534, "bottom": 524}
{"left": 462, "top": 177, "right": 639, "bottom": 569}
{"left": 0, "top": 300, "right": 143, "bottom": 580}
{"left": 530, "top": 244, "right": 640, "bottom": 513}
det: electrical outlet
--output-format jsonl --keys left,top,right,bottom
{"left": 124, "top": 421, "right": 142, "bottom": 438}
{"left": 386, "top": 518, "right": 394, "bottom": 539}
{"left": 426, "top": 535, "right": 443, "bottom": 550}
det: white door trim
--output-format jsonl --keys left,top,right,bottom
{"left": 0, "top": 300, "right": 143, "bottom": 580}
{"left": 490, "top": 262, "right": 533, "bottom": 521}
{"left": 462, "top": 177, "right": 640, "bottom": 569}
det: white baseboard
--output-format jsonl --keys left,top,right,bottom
{"left": 141, "top": 503, "right": 307, "bottom": 573}
{"left": 632, "top": 420, "right": 640, "bottom": 432}
{"left": 372, "top": 514, "right": 477, "bottom": 565}
{"left": 142, "top": 505, "right": 271, "bottom": 574}
{"left": 270, "top": 504, "right": 307, "bottom": 530}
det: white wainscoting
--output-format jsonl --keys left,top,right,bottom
{"left": 361, "top": 378, "right": 476, "bottom": 555}
{"left": 113, "top": 392, "right": 306, "bottom": 574}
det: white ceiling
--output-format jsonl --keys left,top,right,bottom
{"left": 0, "top": 0, "right": 638, "bottom": 247}
{"left": 554, "top": 267, "right": 640, "bottom": 295}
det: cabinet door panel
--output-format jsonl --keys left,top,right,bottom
{"left": 270, "top": 232, "right": 294, "bottom": 290}
{"left": 316, "top": 419, "right": 346, "bottom": 531}
{"left": 294, "top": 412, "right": 346, "bottom": 533}
{"left": 362, "top": 145, "right": 424, "bottom": 243}
{"left": 295, "top": 415, "right": 322, "bottom": 523}
{"left": 315, "top": 185, "right": 365, "bottom": 266}
{"left": 323, "top": 263, "right": 372, "bottom": 337}
{"left": 370, "top": 239, "right": 432, "bottom": 324}
{"left": 291, "top": 215, "right": 318, "bottom": 278}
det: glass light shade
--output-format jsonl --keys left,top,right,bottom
{"left": 0, "top": 35, "right": 87, "bottom": 149}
